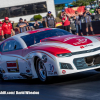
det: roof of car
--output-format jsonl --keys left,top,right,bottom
{"left": 13, "top": 28, "right": 53, "bottom": 38}
{"left": 0, "top": 28, "right": 54, "bottom": 45}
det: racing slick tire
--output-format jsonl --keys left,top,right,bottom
{"left": 36, "top": 58, "right": 47, "bottom": 82}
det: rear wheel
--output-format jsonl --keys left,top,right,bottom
{"left": 36, "top": 58, "right": 47, "bottom": 82}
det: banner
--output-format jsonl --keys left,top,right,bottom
{"left": 65, "top": 6, "right": 85, "bottom": 17}
{"left": 56, "top": 22, "right": 62, "bottom": 27}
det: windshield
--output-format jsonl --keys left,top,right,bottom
{"left": 21, "top": 29, "right": 72, "bottom": 47}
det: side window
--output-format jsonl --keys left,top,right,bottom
{"left": 0, "top": 43, "right": 4, "bottom": 52}
{"left": 3, "top": 40, "right": 22, "bottom": 52}
{"left": 13, "top": 40, "right": 22, "bottom": 50}
{"left": 3, "top": 41, "right": 11, "bottom": 52}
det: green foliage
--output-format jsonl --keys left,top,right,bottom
{"left": 33, "top": 14, "right": 42, "bottom": 20}
{"left": 72, "top": 0, "right": 95, "bottom": 6}
{"left": 2, "top": 20, "right": 4, "bottom": 22}
{"left": 57, "top": 12, "right": 61, "bottom": 18}
{"left": 55, "top": 4, "right": 65, "bottom": 10}
{"left": 89, "top": 9, "right": 94, "bottom": 13}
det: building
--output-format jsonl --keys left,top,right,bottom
{"left": 0, "top": 0, "right": 56, "bottom": 22}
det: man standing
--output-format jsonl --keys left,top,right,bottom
{"left": 16, "top": 18, "right": 27, "bottom": 33}
{"left": 74, "top": 11, "right": 83, "bottom": 36}
{"left": 45, "top": 11, "right": 56, "bottom": 28}
{"left": 0, "top": 21, "right": 4, "bottom": 41}
{"left": 24, "top": 19, "right": 29, "bottom": 31}
{"left": 95, "top": 7, "right": 100, "bottom": 20}
{"left": 84, "top": 9, "right": 94, "bottom": 36}
{"left": 2, "top": 17, "right": 14, "bottom": 39}
{"left": 62, "top": 13, "right": 70, "bottom": 32}
{"left": 34, "top": 20, "right": 40, "bottom": 29}
{"left": 61, "top": 9, "right": 65, "bottom": 18}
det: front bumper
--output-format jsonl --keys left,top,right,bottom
{"left": 56, "top": 50, "right": 100, "bottom": 75}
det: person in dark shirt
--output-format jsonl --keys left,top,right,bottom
{"left": 16, "top": 18, "right": 27, "bottom": 33}
{"left": 62, "top": 13, "right": 70, "bottom": 32}
{"left": 74, "top": 11, "right": 83, "bottom": 36}
{"left": 42, "top": 17, "right": 46, "bottom": 28}
{"left": 84, "top": 9, "right": 94, "bottom": 36}
{"left": 95, "top": 7, "right": 100, "bottom": 20}
{"left": 45, "top": 11, "right": 56, "bottom": 28}
{"left": 34, "top": 20, "right": 39, "bottom": 29}
{"left": 24, "top": 19, "right": 29, "bottom": 30}
{"left": 94, "top": 7, "right": 98, "bottom": 15}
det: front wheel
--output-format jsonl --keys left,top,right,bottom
{"left": 36, "top": 58, "right": 47, "bottom": 82}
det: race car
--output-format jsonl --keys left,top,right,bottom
{"left": 0, "top": 28, "right": 100, "bottom": 82}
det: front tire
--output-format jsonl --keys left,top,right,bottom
{"left": 36, "top": 58, "right": 47, "bottom": 82}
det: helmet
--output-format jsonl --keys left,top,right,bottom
{"left": 62, "top": 9, "right": 65, "bottom": 12}
{"left": 5, "top": 17, "right": 9, "bottom": 20}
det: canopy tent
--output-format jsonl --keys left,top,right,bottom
{"left": 54, "top": 0, "right": 76, "bottom": 5}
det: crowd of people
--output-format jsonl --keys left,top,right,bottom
{"left": 1, "top": 7, "right": 100, "bottom": 41}
{"left": 0, "top": 11, "right": 57, "bottom": 41}
{"left": 61, "top": 6, "right": 100, "bottom": 36}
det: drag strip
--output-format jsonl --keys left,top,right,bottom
{"left": 0, "top": 70, "right": 100, "bottom": 100}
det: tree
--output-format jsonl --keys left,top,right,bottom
{"left": 72, "top": 0, "right": 95, "bottom": 6}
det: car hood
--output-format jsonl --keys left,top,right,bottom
{"left": 28, "top": 35, "right": 100, "bottom": 56}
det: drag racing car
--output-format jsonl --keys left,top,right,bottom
{"left": 0, "top": 28, "right": 100, "bottom": 82}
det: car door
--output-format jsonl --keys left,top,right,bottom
{"left": 1, "top": 39, "right": 24, "bottom": 77}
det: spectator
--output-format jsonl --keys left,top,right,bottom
{"left": 24, "top": 19, "right": 29, "bottom": 30}
{"left": 34, "top": 20, "right": 39, "bottom": 29}
{"left": 0, "top": 21, "right": 4, "bottom": 41}
{"left": 42, "top": 17, "right": 46, "bottom": 28}
{"left": 61, "top": 9, "right": 65, "bottom": 18}
{"left": 95, "top": 7, "right": 100, "bottom": 20}
{"left": 2, "top": 17, "right": 14, "bottom": 39}
{"left": 94, "top": 7, "right": 98, "bottom": 15}
{"left": 62, "top": 13, "right": 70, "bottom": 32}
{"left": 16, "top": 18, "right": 27, "bottom": 33}
{"left": 45, "top": 11, "right": 56, "bottom": 28}
{"left": 9, "top": 20, "right": 15, "bottom": 36}
{"left": 74, "top": 11, "right": 83, "bottom": 36}
{"left": 84, "top": 9, "right": 94, "bottom": 36}
{"left": 9, "top": 20, "right": 14, "bottom": 30}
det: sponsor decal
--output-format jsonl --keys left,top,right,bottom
{"left": 80, "top": 46, "right": 84, "bottom": 49}
{"left": 63, "top": 36, "right": 92, "bottom": 46}
{"left": 6, "top": 60, "right": 19, "bottom": 73}
{"left": 54, "top": 71, "right": 57, "bottom": 75}
{"left": 64, "top": 36, "right": 77, "bottom": 42}
{"left": 49, "top": 64, "right": 54, "bottom": 72}
{"left": 48, "top": 64, "right": 54, "bottom": 75}
{"left": 62, "top": 70, "right": 66, "bottom": 74}
{"left": 48, "top": 71, "right": 54, "bottom": 75}
{"left": 84, "top": 44, "right": 93, "bottom": 47}
{"left": 42, "top": 55, "right": 47, "bottom": 63}
{"left": 80, "top": 44, "right": 93, "bottom": 49}
{"left": 3, "top": 75, "right": 8, "bottom": 80}
{"left": 73, "top": 39, "right": 87, "bottom": 46}
{"left": 27, "top": 61, "right": 31, "bottom": 68}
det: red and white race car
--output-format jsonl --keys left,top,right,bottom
{"left": 0, "top": 28, "right": 100, "bottom": 82}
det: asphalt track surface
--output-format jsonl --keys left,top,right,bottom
{"left": 1, "top": 35, "right": 100, "bottom": 100}
{"left": 0, "top": 70, "right": 100, "bottom": 100}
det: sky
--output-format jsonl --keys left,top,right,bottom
{"left": 54, "top": 0, "right": 76, "bottom": 5}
